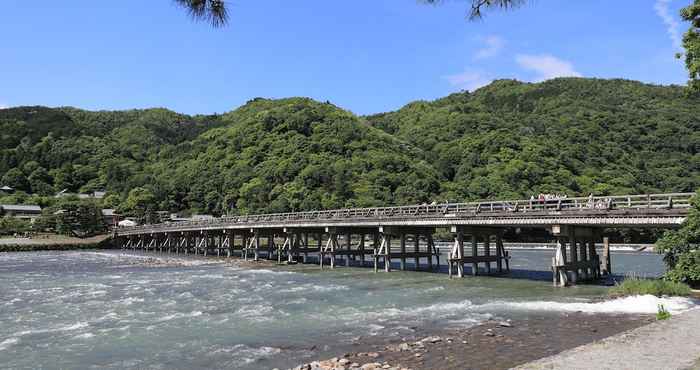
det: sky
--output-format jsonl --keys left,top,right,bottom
{"left": 0, "top": 0, "right": 691, "bottom": 115}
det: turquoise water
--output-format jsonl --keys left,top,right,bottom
{"left": 0, "top": 250, "right": 667, "bottom": 369}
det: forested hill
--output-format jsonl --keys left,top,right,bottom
{"left": 366, "top": 78, "right": 700, "bottom": 201}
{"left": 0, "top": 78, "right": 698, "bottom": 216}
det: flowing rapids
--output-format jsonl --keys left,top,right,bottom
{"left": 0, "top": 250, "right": 693, "bottom": 369}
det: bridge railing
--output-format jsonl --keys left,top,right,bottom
{"left": 120, "top": 192, "right": 695, "bottom": 234}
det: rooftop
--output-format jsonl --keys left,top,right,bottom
{"left": 1, "top": 204, "right": 42, "bottom": 212}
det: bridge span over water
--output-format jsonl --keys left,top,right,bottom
{"left": 116, "top": 193, "right": 693, "bottom": 286}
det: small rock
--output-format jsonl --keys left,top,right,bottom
{"left": 350, "top": 363, "right": 361, "bottom": 368}
{"left": 415, "top": 353, "right": 422, "bottom": 358}
{"left": 382, "top": 365, "right": 391, "bottom": 369}
{"left": 339, "top": 359, "right": 350, "bottom": 365}
{"left": 398, "top": 343, "right": 410, "bottom": 351}
{"left": 461, "top": 340, "right": 468, "bottom": 344}
{"left": 498, "top": 321, "right": 512, "bottom": 327}
{"left": 421, "top": 336, "right": 442, "bottom": 343}
{"left": 483, "top": 331, "right": 495, "bottom": 337}
{"left": 367, "top": 352, "right": 380, "bottom": 358}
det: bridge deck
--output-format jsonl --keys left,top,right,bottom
{"left": 117, "top": 193, "right": 693, "bottom": 236}
{"left": 115, "top": 193, "right": 694, "bottom": 286}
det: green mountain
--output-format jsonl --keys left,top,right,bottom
{"left": 1, "top": 78, "right": 698, "bottom": 216}
{"left": 367, "top": 78, "right": 700, "bottom": 200}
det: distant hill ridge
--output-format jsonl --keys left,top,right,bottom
{"left": 1, "top": 77, "right": 698, "bottom": 215}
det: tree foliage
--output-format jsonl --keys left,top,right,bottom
{"left": 366, "top": 78, "right": 700, "bottom": 201}
{"left": 680, "top": 0, "right": 700, "bottom": 95}
{"left": 0, "top": 78, "right": 698, "bottom": 218}
{"left": 174, "top": 0, "right": 228, "bottom": 27}
{"left": 657, "top": 191, "right": 700, "bottom": 286}
{"left": 34, "top": 198, "right": 106, "bottom": 237}
{"left": 423, "top": 0, "right": 526, "bottom": 19}
{"left": 0, "top": 217, "right": 31, "bottom": 236}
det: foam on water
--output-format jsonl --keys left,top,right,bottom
{"left": 211, "top": 344, "right": 282, "bottom": 365}
{"left": 72, "top": 333, "right": 95, "bottom": 340}
{"left": 0, "top": 338, "right": 19, "bottom": 351}
{"left": 479, "top": 295, "right": 698, "bottom": 315}
{"left": 14, "top": 322, "right": 89, "bottom": 337}
{"left": 156, "top": 311, "right": 203, "bottom": 322}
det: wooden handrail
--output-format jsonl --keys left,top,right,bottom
{"left": 119, "top": 192, "right": 695, "bottom": 234}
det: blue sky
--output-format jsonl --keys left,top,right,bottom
{"left": 0, "top": 0, "right": 690, "bottom": 115}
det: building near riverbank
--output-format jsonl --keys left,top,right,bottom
{"left": 0, "top": 204, "right": 42, "bottom": 220}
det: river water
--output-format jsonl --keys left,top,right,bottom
{"left": 0, "top": 250, "right": 694, "bottom": 369}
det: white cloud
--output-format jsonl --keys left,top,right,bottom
{"left": 443, "top": 69, "right": 492, "bottom": 91}
{"left": 654, "top": 0, "right": 683, "bottom": 51}
{"left": 515, "top": 54, "right": 582, "bottom": 81}
{"left": 0, "top": 103, "right": 8, "bottom": 109}
{"left": 474, "top": 35, "right": 505, "bottom": 60}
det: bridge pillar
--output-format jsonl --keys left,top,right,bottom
{"left": 450, "top": 226, "right": 509, "bottom": 278}
{"left": 400, "top": 233, "right": 406, "bottom": 270}
{"left": 448, "top": 227, "right": 465, "bottom": 278}
{"left": 345, "top": 233, "right": 352, "bottom": 267}
{"left": 551, "top": 225, "right": 602, "bottom": 286}
{"left": 320, "top": 228, "right": 340, "bottom": 269}
{"left": 243, "top": 229, "right": 260, "bottom": 261}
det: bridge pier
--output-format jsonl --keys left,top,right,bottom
{"left": 552, "top": 225, "right": 602, "bottom": 287}
{"left": 449, "top": 226, "right": 510, "bottom": 278}
{"left": 372, "top": 226, "right": 439, "bottom": 273}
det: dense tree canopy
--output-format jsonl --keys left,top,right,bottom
{"left": 366, "top": 78, "right": 700, "bottom": 201}
{"left": 657, "top": 192, "right": 700, "bottom": 286}
{"left": 0, "top": 78, "right": 698, "bottom": 218}
{"left": 681, "top": 0, "right": 700, "bottom": 94}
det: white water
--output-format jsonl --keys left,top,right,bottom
{"left": 0, "top": 250, "right": 695, "bottom": 369}
{"left": 479, "top": 295, "right": 697, "bottom": 315}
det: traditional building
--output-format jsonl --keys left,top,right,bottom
{"left": 0, "top": 204, "right": 42, "bottom": 220}
{"left": 101, "top": 209, "right": 119, "bottom": 228}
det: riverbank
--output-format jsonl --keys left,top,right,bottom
{"left": 514, "top": 306, "right": 700, "bottom": 370}
{"left": 0, "top": 234, "right": 112, "bottom": 252}
{"left": 291, "top": 313, "right": 653, "bottom": 370}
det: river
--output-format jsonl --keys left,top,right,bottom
{"left": 0, "top": 249, "right": 693, "bottom": 369}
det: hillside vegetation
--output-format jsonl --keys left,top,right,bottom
{"left": 1, "top": 78, "right": 699, "bottom": 217}
{"left": 367, "top": 78, "right": 700, "bottom": 200}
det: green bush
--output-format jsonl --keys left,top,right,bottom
{"left": 656, "top": 304, "right": 671, "bottom": 320}
{"left": 656, "top": 192, "right": 700, "bottom": 288}
{"left": 0, "top": 217, "right": 31, "bottom": 236}
{"left": 664, "top": 250, "right": 700, "bottom": 286}
{"left": 609, "top": 275, "right": 692, "bottom": 297}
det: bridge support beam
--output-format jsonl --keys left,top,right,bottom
{"left": 449, "top": 226, "right": 510, "bottom": 278}
{"left": 551, "top": 225, "right": 602, "bottom": 287}
{"left": 373, "top": 226, "right": 439, "bottom": 273}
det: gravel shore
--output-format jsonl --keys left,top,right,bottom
{"left": 514, "top": 307, "right": 700, "bottom": 370}
{"left": 291, "top": 313, "right": 652, "bottom": 370}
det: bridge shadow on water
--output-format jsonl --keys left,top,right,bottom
{"left": 309, "top": 257, "right": 559, "bottom": 283}
{"left": 301, "top": 256, "right": 619, "bottom": 285}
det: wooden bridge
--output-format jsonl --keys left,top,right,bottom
{"left": 115, "top": 193, "right": 694, "bottom": 286}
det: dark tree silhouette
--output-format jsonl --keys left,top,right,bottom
{"left": 174, "top": 0, "right": 228, "bottom": 27}
{"left": 422, "top": 0, "right": 527, "bottom": 19}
